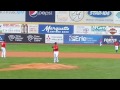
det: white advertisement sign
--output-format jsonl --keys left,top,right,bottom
{"left": 113, "top": 11, "right": 120, "bottom": 24}
{"left": 84, "top": 11, "right": 114, "bottom": 23}
{"left": 28, "top": 24, "right": 38, "bottom": 34}
{"left": 0, "top": 11, "right": 25, "bottom": 21}
{"left": 106, "top": 26, "right": 120, "bottom": 35}
{"left": 74, "top": 25, "right": 91, "bottom": 34}
{"left": 91, "top": 26, "right": 108, "bottom": 35}
{"left": 56, "top": 11, "right": 114, "bottom": 23}
{"left": 45, "top": 34, "right": 63, "bottom": 44}
{"left": 74, "top": 25, "right": 108, "bottom": 35}
{"left": 2, "top": 24, "right": 21, "bottom": 33}
{"left": 55, "top": 11, "right": 85, "bottom": 23}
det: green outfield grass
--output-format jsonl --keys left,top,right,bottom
{"left": 7, "top": 43, "right": 116, "bottom": 53}
{"left": 0, "top": 43, "right": 119, "bottom": 79}
{"left": 0, "top": 57, "right": 120, "bottom": 79}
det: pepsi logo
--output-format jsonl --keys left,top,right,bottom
{"left": 29, "top": 11, "right": 38, "bottom": 18}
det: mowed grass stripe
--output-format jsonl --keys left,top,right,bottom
{"left": 7, "top": 43, "right": 115, "bottom": 53}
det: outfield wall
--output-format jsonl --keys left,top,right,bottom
{"left": 0, "top": 11, "right": 120, "bottom": 44}
{"left": 2, "top": 34, "right": 119, "bottom": 45}
{"left": 0, "top": 23, "right": 119, "bottom": 44}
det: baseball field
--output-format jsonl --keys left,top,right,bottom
{"left": 0, "top": 43, "right": 120, "bottom": 79}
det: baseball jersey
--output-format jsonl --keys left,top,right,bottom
{"left": 1, "top": 41, "right": 6, "bottom": 48}
{"left": 114, "top": 41, "right": 119, "bottom": 46}
{"left": 53, "top": 45, "right": 59, "bottom": 51}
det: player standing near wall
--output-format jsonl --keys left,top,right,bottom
{"left": 1, "top": 40, "right": 6, "bottom": 58}
{"left": 114, "top": 40, "right": 119, "bottom": 53}
{"left": 99, "top": 38, "right": 102, "bottom": 46}
{"left": 52, "top": 42, "right": 59, "bottom": 63}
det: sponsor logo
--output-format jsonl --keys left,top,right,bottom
{"left": 116, "top": 12, "right": 120, "bottom": 18}
{"left": 88, "top": 11, "right": 112, "bottom": 18}
{"left": 29, "top": 11, "right": 53, "bottom": 18}
{"left": 108, "top": 28, "right": 117, "bottom": 35}
{"left": 69, "top": 11, "right": 84, "bottom": 22}
{"left": 91, "top": 26, "right": 106, "bottom": 31}
{"left": 0, "top": 11, "right": 24, "bottom": 14}
{"left": 83, "top": 28, "right": 89, "bottom": 34}
{"left": 8, "top": 35, "right": 23, "bottom": 41}
{"left": 27, "top": 35, "right": 43, "bottom": 42}
{"left": 104, "top": 36, "right": 117, "bottom": 44}
{"left": 69, "top": 35, "right": 86, "bottom": 41}
{"left": 46, "top": 34, "right": 63, "bottom": 43}
{"left": 8, "top": 35, "right": 15, "bottom": 41}
{"left": 75, "top": 26, "right": 90, "bottom": 34}
{"left": 27, "top": 35, "right": 34, "bottom": 42}
{"left": 29, "top": 11, "right": 38, "bottom": 18}
{"left": 42, "top": 25, "right": 69, "bottom": 33}
{"left": 46, "top": 35, "right": 51, "bottom": 41}
{"left": 3, "top": 24, "right": 21, "bottom": 27}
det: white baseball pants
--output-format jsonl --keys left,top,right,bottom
{"left": 115, "top": 46, "right": 118, "bottom": 50}
{"left": 54, "top": 51, "right": 59, "bottom": 63}
{"left": 1, "top": 47, "right": 6, "bottom": 58}
{"left": 100, "top": 42, "right": 102, "bottom": 46}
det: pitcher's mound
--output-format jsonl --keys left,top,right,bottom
{"left": 0, "top": 63, "right": 79, "bottom": 71}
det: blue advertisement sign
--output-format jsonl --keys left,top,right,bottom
{"left": 103, "top": 35, "right": 120, "bottom": 44}
{"left": 64, "top": 34, "right": 102, "bottom": 44}
{"left": 39, "top": 24, "right": 73, "bottom": 34}
{"left": 0, "top": 34, "right": 4, "bottom": 42}
{"left": 26, "top": 11, "right": 55, "bottom": 22}
{"left": 88, "top": 11, "right": 112, "bottom": 18}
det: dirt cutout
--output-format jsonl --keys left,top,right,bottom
{"left": 0, "top": 63, "right": 79, "bottom": 71}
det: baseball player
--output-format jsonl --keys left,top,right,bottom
{"left": 114, "top": 40, "right": 119, "bottom": 53}
{"left": 1, "top": 40, "right": 6, "bottom": 58}
{"left": 99, "top": 38, "right": 102, "bottom": 46}
{"left": 52, "top": 42, "right": 59, "bottom": 63}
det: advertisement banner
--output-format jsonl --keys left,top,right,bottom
{"left": 39, "top": 24, "right": 73, "bottom": 34}
{"left": 20, "top": 24, "right": 38, "bottom": 34}
{"left": 103, "top": 35, "right": 120, "bottom": 44}
{"left": 56, "top": 11, "right": 114, "bottom": 23}
{"left": 74, "top": 25, "right": 108, "bottom": 35}
{"left": 106, "top": 26, "right": 120, "bottom": 35}
{"left": 0, "top": 34, "right": 5, "bottom": 42}
{"left": 91, "top": 26, "right": 107, "bottom": 35}
{"left": 113, "top": 11, "right": 120, "bottom": 24}
{"left": 0, "top": 11, "right": 25, "bottom": 21}
{"left": 55, "top": 11, "right": 84, "bottom": 23}
{"left": 26, "top": 11, "right": 55, "bottom": 22}
{"left": 5, "top": 34, "right": 45, "bottom": 43}
{"left": 45, "top": 34, "right": 63, "bottom": 44}
{"left": 85, "top": 11, "right": 114, "bottom": 23}
{"left": 28, "top": 24, "right": 38, "bottom": 34}
{"left": 0, "top": 24, "right": 3, "bottom": 34}
{"left": 74, "top": 25, "right": 91, "bottom": 34}
{"left": 2, "top": 24, "right": 22, "bottom": 33}
{"left": 64, "top": 34, "right": 102, "bottom": 44}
